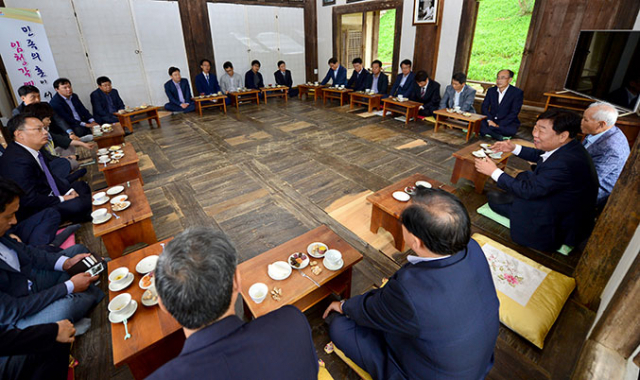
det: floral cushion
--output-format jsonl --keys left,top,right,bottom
{"left": 473, "top": 233, "right": 576, "bottom": 349}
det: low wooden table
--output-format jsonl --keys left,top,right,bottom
{"left": 93, "top": 123, "right": 125, "bottom": 149}
{"left": 433, "top": 109, "right": 487, "bottom": 141}
{"left": 381, "top": 98, "right": 422, "bottom": 125}
{"left": 114, "top": 106, "right": 161, "bottom": 133}
{"left": 98, "top": 143, "right": 143, "bottom": 186}
{"left": 108, "top": 238, "right": 183, "bottom": 379}
{"left": 238, "top": 225, "right": 363, "bottom": 319}
{"left": 92, "top": 178, "right": 157, "bottom": 258}
{"left": 350, "top": 92, "right": 384, "bottom": 112}
{"left": 298, "top": 84, "right": 327, "bottom": 101}
{"left": 192, "top": 95, "right": 227, "bottom": 116}
{"left": 451, "top": 141, "right": 512, "bottom": 194}
{"left": 323, "top": 87, "right": 353, "bottom": 106}
{"left": 228, "top": 89, "right": 260, "bottom": 110}
{"left": 367, "top": 173, "right": 456, "bottom": 252}
{"left": 261, "top": 86, "right": 288, "bottom": 104}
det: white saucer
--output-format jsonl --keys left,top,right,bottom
{"left": 392, "top": 191, "right": 410, "bottom": 202}
{"left": 107, "top": 185, "right": 124, "bottom": 196}
{"left": 323, "top": 257, "right": 344, "bottom": 271}
{"left": 111, "top": 201, "right": 131, "bottom": 212}
{"left": 136, "top": 255, "right": 159, "bottom": 274}
{"left": 415, "top": 181, "right": 432, "bottom": 189}
{"left": 109, "top": 272, "right": 134, "bottom": 292}
{"left": 268, "top": 261, "right": 292, "bottom": 280}
{"left": 111, "top": 195, "right": 128, "bottom": 204}
{"left": 472, "top": 149, "right": 487, "bottom": 158}
{"left": 109, "top": 300, "right": 138, "bottom": 323}
{"left": 307, "top": 242, "right": 328, "bottom": 258}
{"left": 141, "top": 289, "right": 159, "bottom": 307}
{"left": 92, "top": 213, "right": 112, "bottom": 225}
{"left": 92, "top": 197, "right": 109, "bottom": 206}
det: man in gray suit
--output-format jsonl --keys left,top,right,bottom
{"left": 580, "top": 102, "right": 630, "bottom": 207}
{"left": 439, "top": 72, "right": 476, "bottom": 113}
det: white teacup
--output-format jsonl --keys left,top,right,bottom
{"left": 249, "top": 283, "right": 268, "bottom": 304}
{"left": 98, "top": 148, "right": 108, "bottom": 155}
{"left": 91, "top": 208, "right": 108, "bottom": 221}
{"left": 92, "top": 192, "right": 108, "bottom": 203}
{"left": 398, "top": 94, "right": 404, "bottom": 100}
{"left": 314, "top": 82, "right": 319, "bottom": 86}
{"left": 108, "top": 293, "right": 132, "bottom": 314}
{"left": 325, "top": 249, "right": 342, "bottom": 265}
{"left": 109, "top": 267, "right": 130, "bottom": 284}
{"left": 454, "top": 106, "right": 461, "bottom": 112}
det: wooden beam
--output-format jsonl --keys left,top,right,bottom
{"left": 303, "top": 0, "right": 318, "bottom": 81}
{"left": 412, "top": 0, "right": 444, "bottom": 78}
{"left": 574, "top": 135, "right": 640, "bottom": 309}
{"left": 571, "top": 340, "right": 627, "bottom": 380}
{"left": 208, "top": 0, "right": 304, "bottom": 7}
{"left": 453, "top": 0, "right": 479, "bottom": 74}
{"left": 178, "top": 0, "right": 216, "bottom": 94}
{"left": 634, "top": 350, "right": 640, "bottom": 368}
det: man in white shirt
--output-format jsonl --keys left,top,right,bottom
{"left": 479, "top": 69, "right": 524, "bottom": 140}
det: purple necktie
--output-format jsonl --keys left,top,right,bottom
{"left": 37, "top": 152, "right": 61, "bottom": 196}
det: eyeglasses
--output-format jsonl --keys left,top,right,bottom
{"left": 21, "top": 126, "right": 49, "bottom": 133}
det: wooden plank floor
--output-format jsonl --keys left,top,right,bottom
{"left": 71, "top": 98, "right": 592, "bottom": 379}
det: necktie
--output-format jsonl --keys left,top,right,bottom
{"left": 583, "top": 136, "right": 590, "bottom": 148}
{"left": 38, "top": 152, "right": 61, "bottom": 196}
{"left": 421, "top": 87, "right": 426, "bottom": 97}
{"left": 205, "top": 74, "right": 209, "bottom": 84}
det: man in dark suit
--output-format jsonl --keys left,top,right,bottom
{"left": 50, "top": 78, "right": 97, "bottom": 137}
{"left": 321, "top": 57, "right": 347, "bottom": 86}
{"left": 274, "top": 60, "right": 298, "bottom": 97}
{"left": 410, "top": 70, "right": 441, "bottom": 117}
{"left": 164, "top": 67, "right": 195, "bottom": 113}
{"left": 364, "top": 60, "right": 389, "bottom": 96}
{"left": 0, "top": 179, "right": 103, "bottom": 330}
{"left": 389, "top": 59, "right": 415, "bottom": 98}
{"left": 480, "top": 69, "right": 524, "bottom": 140}
{"left": 90, "top": 76, "right": 125, "bottom": 125}
{"left": 0, "top": 319, "right": 74, "bottom": 380}
{"left": 347, "top": 57, "right": 370, "bottom": 91}
{"left": 0, "top": 114, "right": 92, "bottom": 224}
{"left": 195, "top": 59, "right": 221, "bottom": 96}
{"left": 245, "top": 60, "right": 265, "bottom": 90}
{"left": 324, "top": 188, "right": 500, "bottom": 380}
{"left": 581, "top": 102, "right": 630, "bottom": 207}
{"left": 149, "top": 228, "right": 318, "bottom": 380}
{"left": 475, "top": 109, "right": 599, "bottom": 252}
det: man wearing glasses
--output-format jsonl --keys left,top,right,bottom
{"left": 479, "top": 69, "right": 524, "bottom": 140}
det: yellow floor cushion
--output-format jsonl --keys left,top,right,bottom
{"left": 325, "top": 342, "right": 373, "bottom": 380}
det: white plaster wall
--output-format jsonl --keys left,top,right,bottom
{"left": 433, "top": 0, "right": 463, "bottom": 92}
{"left": 634, "top": 8, "right": 640, "bottom": 30}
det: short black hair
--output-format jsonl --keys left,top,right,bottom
{"left": 452, "top": 72, "right": 467, "bottom": 84}
{"left": 498, "top": 69, "right": 514, "bottom": 78}
{"left": 168, "top": 67, "right": 180, "bottom": 76}
{"left": 53, "top": 78, "right": 70, "bottom": 89}
{"left": 372, "top": 60, "right": 382, "bottom": 68}
{"left": 400, "top": 59, "right": 412, "bottom": 67}
{"left": 199, "top": 58, "right": 211, "bottom": 66}
{"left": 7, "top": 113, "right": 37, "bottom": 135}
{"left": 352, "top": 57, "right": 362, "bottom": 65}
{"left": 0, "top": 178, "right": 24, "bottom": 213}
{"left": 23, "top": 102, "right": 54, "bottom": 120}
{"left": 537, "top": 109, "right": 582, "bottom": 138}
{"left": 277, "top": 60, "right": 285, "bottom": 67}
{"left": 401, "top": 188, "right": 471, "bottom": 256}
{"left": 415, "top": 70, "right": 429, "bottom": 82}
{"left": 96, "top": 76, "right": 111, "bottom": 86}
{"left": 328, "top": 57, "right": 338, "bottom": 65}
{"left": 223, "top": 61, "right": 233, "bottom": 70}
{"left": 18, "top": 85, "right": 39, "bottom": 97}
{"left": 251, "top": 60, "right": 261, "bottom": 67}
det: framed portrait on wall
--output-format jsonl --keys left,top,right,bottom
{"left": 323, "top": 0, "right": 336, "bottom": 6}
{"left": 413, "top": 0, "right": 438, "bottom": 25}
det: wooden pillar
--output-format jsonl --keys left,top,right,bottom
{"left": 411, "top": 0, "right": 444, "bottom": 77}
{"left": 304, "top": 0, "right": 318, "bottom": 82}
{"left": 178, "top": 0, "right": 216, "bottom": 94}
{"left": 452, "top": 0, "right": 479, "bottom": 74}
{"left": 573, "top": 136, "right": 640, "bottom": 309}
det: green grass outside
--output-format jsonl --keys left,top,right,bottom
{"left": 378, "top": 9, "right": 395, "bottom": 66}
{"left": 467, "top": 0, "right": 534, "bottom": 83}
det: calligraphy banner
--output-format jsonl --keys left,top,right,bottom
{"left": 0, "top": 8, "right": 59, "bottom": 103}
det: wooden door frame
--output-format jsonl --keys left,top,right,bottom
{"left": 332, "top": 0, "right": 403, "bottom": 84}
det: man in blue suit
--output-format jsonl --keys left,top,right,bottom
{"left": 274, "top": 60, "right": 298, "bottom": 97}
{"left": 149, "top": 228, "right": 319, "bottom": 380}
{"left": 389, "top": 59, "right": 415, "bottom": 98}
{"left": 475, "top": 109, "right": 599, "bottom": 252}
{"left": 194, "top": 59, "right": 221, "bottom": 95}
{"left": 440, "top": 72, "right": 477, "bottom": 113}
{"left": 90, "top": 76, "right": 125, "bottom": 125}
{"left": 347, "top": 57, "right": 370, "bottom": 91}
{"left": 325, "top": 188, "right": 500, "bottom": 380}
{"left": 581, "top": 102, "right": 630, "bottom": 207}
{"left": 320, "top": 57, "right": 347, "bottom": 86}
{"left": 164, "top": 67, "right": 195, "bottom": 113}
{"left": 480, "top": 70, "right": 524, "bottom": 140}
{"left": 50, "top": 78, "right": 97, "bottom": 137}
{"left": 364, "top": 60, "right": 389, "bottom": 96}
{"left": 245, "top": 60, "right": 265, "bottom": 90}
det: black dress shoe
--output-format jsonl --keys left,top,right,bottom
{"left": 124, "top": 130, "right": 133, "bottom": 136}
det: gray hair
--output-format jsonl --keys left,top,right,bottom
{"left": 588, "top": 102, "right": 618, "bottom": 127}
{"left": 155, "top": 227, "right": 238, "bottom": 330}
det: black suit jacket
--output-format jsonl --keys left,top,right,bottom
{"left": 90, "top": 88, "right": 125, "bottom": 124}
{"left": 274, "top": 69, "right": 293, "bottom": 87}
{"left": 0, "top": 143, "right": 71, "bottom": 221}
{"left": 410, "top": 79, "right": 441, "bottom": 115}
{"left": 49, "top": 93, "right": 93, "bottom": 131}
{"left": 364, "top": 73, "right": 389, "bottom": 95}
{"left": 245, "top": 70, "right": 264, "bottom": 89}
{"left": 347, "top": 69, "right": 371, "bottom": 91}
{"left": 13, "top": 102, "right": 73, "bottom": 149}
{"left": 481, "top": 85, "right": 524, "bottom": 136}
{"left": 0, "top": 323, "right": 58, "bottom": 356}
{"left": 497, "top": 139, "right": 599, "bottom": 251}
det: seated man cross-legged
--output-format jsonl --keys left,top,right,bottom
{"left": 49, "top": 78, "right": 98, "bottom": 137}
{"left": 274, "top": 60, "right": 298, "bottom": 97}
{"left": 479, "top": 69, "right": 524, "bottom": 140}
{"left": 164, "top": 67, "right": 195, "bottom": 114}
{"left": 410, "top": 70, "right": 441, "bottom": 117}
{"left": 90, "top": 76, "right": 125, "bottom": 125}
{"left": 320, "top": 57, "right": 347, "bottom": 87}
{"left": 219, "top": 61, "right": 244, "bottom": 94}
{"left": 244, "top": 60, "right": 265, "bottom": 90}
{"left": 440, "top": 72, "right": 477, "bottom": 113}
{"left": 364, "top": 60, "right": 389, "bottom": 96}
{"left": 149, "top": 227, "right": 319, "bottom": 379}
{"left": 324, "top": 188, "right": 500, "bottom": 380}
{"left": 347, "top": 57, "right": 370, "bottom": 91}
{"left": 389, "top": 59, "right": 415, "bottom": 98}
{"left": 475, "top": 109, "right": 599, "bottom": 252}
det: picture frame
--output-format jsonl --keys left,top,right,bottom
{"left": 413, "top": 0, "right": 438, "bottom": 25}
{"left": 323, "top": 0, "right": 336, "bottom": 6}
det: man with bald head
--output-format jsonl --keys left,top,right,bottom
{"left": 581, "top": 102, "right": 630, "bottom": 207}
{"left": 480, "top": 69, "right": 524, "bottom": 140}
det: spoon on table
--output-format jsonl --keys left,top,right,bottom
{"left": 123, "top": 318, "right": 131, "bottom": 340}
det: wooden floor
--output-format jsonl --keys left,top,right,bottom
{"left": 71, "top": 97, "right": 593, "bottom": 379}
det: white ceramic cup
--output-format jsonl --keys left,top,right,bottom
{"left": 249, "top": 283, "right": 268, "bottom": 304}
{"left": 109, "top": 267, "right": 130, "bottom": 285}
{"left": 314, "top": 82, "right": 319, "bottom": 85}
{"left": 454, "top": 106, "right": 461, "bottom": 112}
{"left": 108, "top": 293, "right": 132, "bottom": 314}
{"left": 398, "top": 94, "right": 404, "bottom": 100}
{"left": 91, "top": 208, "right": 108, "bottom": 221}
{"left": 325, "top": 249, "right": 342, "bottom": 265}
{"left": 92, "top": 192, "right": 108, "bottom": 203}
{"left": 98, "top": 148, "right": 108, "bottom": 155}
